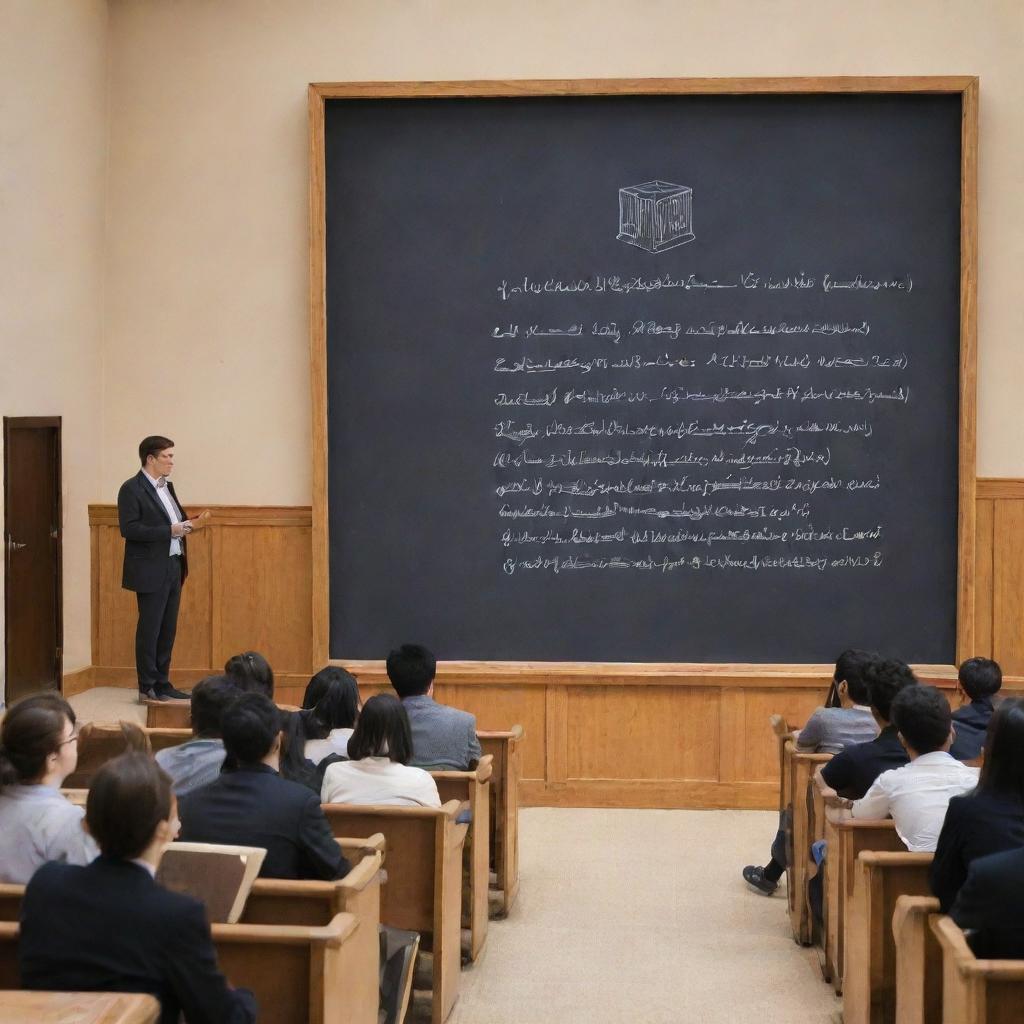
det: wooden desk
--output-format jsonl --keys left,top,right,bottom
{"left": 0, "top": 991, "right": 159, "bottom": 1024}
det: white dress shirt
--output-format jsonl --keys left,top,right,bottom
{"left": 321, "top": 756, "right": 441, "bottom": 808}
{"left": 851, "top": 750, "right": 979, "bottom": 852}
{"left": 304, "top": 728, "right": 354, "bottom": 765}
{"left": 143, "top": 468, "right": 183, "bottom": 556}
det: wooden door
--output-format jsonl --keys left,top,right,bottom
{"left": 3, "top": 417, "right": 62, "bottom": 700}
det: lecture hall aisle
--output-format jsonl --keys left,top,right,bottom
{"left": 444, "top": 808, "right": 838, "bottom": 1024}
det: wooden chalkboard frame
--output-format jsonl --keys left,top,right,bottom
{"left": 308, "top": 77, "right": 978, "bottom": 677}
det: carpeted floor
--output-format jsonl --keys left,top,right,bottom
{"left": 71, "top": 688, "right": 839, "bottom": 1024}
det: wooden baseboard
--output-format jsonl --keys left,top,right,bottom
{"left": 519, "top": 779, "right": 777, "bottom": 810}
{"left": 79, "top": 666, "right": 313, "bottom": 692}
{"left": 62, "top": 667, "right": 96, "bottom": 697}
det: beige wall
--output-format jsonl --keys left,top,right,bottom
{"left": 101, "top": 0, "right": 1024, "bottom": 506}
{"left": 0, "top": 0, "right": 109, "bottom": 691}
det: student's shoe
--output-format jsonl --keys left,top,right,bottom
{"left": 742, "top": 865, "right": 779, "bottom": 895}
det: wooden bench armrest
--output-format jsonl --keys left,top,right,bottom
{"left": 336, "top": 832, "right": 386, "bottom": 859}
{"left": 893, "top": 894, "right": 940, "bottom": 938}
{"left": 859, "top": 851, "right": 933, "bottom": 868}
{"left": 932, "top": 915, "right": 1024, "bottom": 980}
{"left": 337, "top": 850, "right": 384, "bottom": 892}
{"left": 477, "top": 725, "right": 524, "bottom": 742}
{"left": 432, "top": 754, "right": 494, "bottom": 784}
{"left": 212, "top": 911, "right": 357, "bottom": 948}
{"left": 449, "top": 822, "right": 469, "bottom": 852}
{"left": 792, "top": 751, "right": 834, "bottom": 764}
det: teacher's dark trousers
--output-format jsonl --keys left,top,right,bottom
{"left": 135, "top": 555, "right": 183, "bottom": 691}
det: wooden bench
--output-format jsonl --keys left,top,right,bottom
{"left": 932, "top": 915, "right": 1024, "bottom": 1024}
{"left": 322, "top": 801, "right": 467, "bottom": 1024}
{"left": 145, "top": 727, "right": 191, "bottom": 753}
{"left": 843, "top": 850, "right": 933, "bottom": 1024}
{"left": 823, "top": 806, "right": 903, "bottom": 994}
{"left": 782, "top": 741, "right": 832, "bottom": 945}
{"left": 63, "top": 722, "right": 150, "bottom": 788}
{"left": 431, "top": 755, "right": 492, "bottom": 961}
{"left": 0, "top": 914, "right": 360, "bottom": 1024}
{"left": 144, "top": 702, "right": 299, "bottom": 729}
{"left": 894, "top": 895, "right": 943, "bottom": 1024}
{"left": 0, "top": 990, "right": 160, "bottom": 1023}
{"left": 478, "top": 726, "right": 523, "bottom": 916}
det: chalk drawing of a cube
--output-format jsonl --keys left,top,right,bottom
{"left": 617, "top": 181, "right": 695, "bottom": 253}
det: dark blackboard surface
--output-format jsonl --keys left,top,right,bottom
{"left": 325, "top": 93, "right": 961, "bottom": 663}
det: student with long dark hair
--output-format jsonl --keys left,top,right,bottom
{"left": 930, "top": 697, "right": 1024, "bottom": 911}
{"left": 0, "top": 692, "right": 97, "bottom": 882}
{"left": 18, "top": 753, "right": 256, "bottom": 1024}
{"left": 303, "top": 670, "right": 361, "bottom": 764}
{"left": 321, "top": 694, "right": 440, "bottom": 807}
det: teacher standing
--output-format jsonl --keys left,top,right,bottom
{"left": 118, "top": 436, "right": 209, "bottom": 702}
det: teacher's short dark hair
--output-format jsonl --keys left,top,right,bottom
{"left": 138, "top": 435, "right": 174, "bottom": 465}
{"left": 87, "top": 753, "right": 173, "bottom": 860}
{"left": 221, "top": 692, "right": 281, "bottom": 766}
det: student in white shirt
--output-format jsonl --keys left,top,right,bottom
{"left": 0, "top": 692, "right": 98, "bottom": 883}
{"left": 321, "top": 694, "right": 441, "bottom": 808}
{"left": 852, "top": 684, "right": 979, "bottom": 852}
{"left": 302, "top": 668, "right": 361, "bottom": 765}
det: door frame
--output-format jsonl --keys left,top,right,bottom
{"left": 3, "top": 416, "right": 63, "bottom": 694}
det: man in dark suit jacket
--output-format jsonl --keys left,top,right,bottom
{"left": 951, "top": 846, "right": 1024, "bottom": 959}
{"left": 179, "top": 692, "right": 351, "bottom": 880}
{"left": 118, "top": 435, "right": 208, "bottom": 701}
{"left": 19, "top": 753, "right": 256, "bottom": 1024}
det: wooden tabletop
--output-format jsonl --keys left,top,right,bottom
{"left": 0, "top": 991, "right": 160, "bottom": 1024}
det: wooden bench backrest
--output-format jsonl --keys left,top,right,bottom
{"left": 932, "top": 915, "right": 1024, "bottom": 1024}
{"left": 431, "top": 755, "right": 492, "bottom": 961}
{"left": 321, "top": 801, "right": 466, "bottom": 1024}
{"left": 0, "top": 914, "right": 356, "bottom": 1024}
{"left": 63, "top": 722, "right": 151, "bottom": 788}
{"left": 145, "top": 727, "right": 192, "bottom": 753}
{"left": 478, "top": 726, "right": 523, "bottom": 915}
{"left": 0, "top": 990, "right": 160, "bottom": 1023}
{"left": 893, "top": 895, "right": 943, "bottom": 1024}
{"left": 843, "top": 851, "right": 933, "bottom": 1024}
{"left": 823, "top": 808, "right": 903, "bottom": 994}
{"left": 784, "top": 743, "right": 832, "bottom": 945}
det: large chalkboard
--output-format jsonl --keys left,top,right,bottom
{"left": 321, "top": 87, "right": 967, "bottom": 664}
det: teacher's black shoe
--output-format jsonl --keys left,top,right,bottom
{"left": 138, "top": 687, "right": 160, "bottom": 703}
{"left": 154, "top": 682, "right": 191, "bottom": 701}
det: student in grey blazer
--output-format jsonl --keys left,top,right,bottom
{"left": 387, "top": 644, "right": 481, "bottom": 770}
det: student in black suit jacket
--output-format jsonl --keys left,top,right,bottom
{"left": 19, "top": 754, "right": 256, "bottom": 1024}
{"left": 948, "top": 657, "right": 1003, "bottom": 762}
{"left": 951, "top": 846, "right": 1024, "bottom": 959}
{"left": 179, "top": 692, "right": 351, "bottom": 880}
{"left": 117, "top": 435, "right": 209, "bottom": 701}
{"left": 931, "top": 698, "right": 1024, "bottom": 912}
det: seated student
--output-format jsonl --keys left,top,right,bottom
{"left": 852, "top": 684, "right": 979, "bottom": 852}
{"left": 321, "top": 694, "right": 441, "bottom": 808}
{"left": 19, "top": 753, "right": 256, "bottom": 1024}
{"left": 949, "top": 656, "right": 1002, "bottom": 762}
{"left": 0, "top": 692, "right": 98, "bottom": 882}
{"left": 154, "top": 675, "right": 236, "bottom": 796}
{"left": 795, "top": 649, "right": 878, "bottom": 754}
{"left": 742, "top": 649, "right": 879, "bottom": 894}
{"left": 930, "top": 697, "right": 1024, "bottom": 912}
{"left": 818, "top": 657, "right": 918, "bottom": 799}
{"left": 387, "top": 643, "right": 481, "bottom": 770}
{"left": 224, "top": 650, "right": 274, "bottom": 698}
{"left": 951, "top": 845, "right": 1024, "bottom": 959}
{"left": 178, "top": 692, "right": 350, "bottom": 880}
{"left": 302, "top": 669, "right": 361, "bottom": 764}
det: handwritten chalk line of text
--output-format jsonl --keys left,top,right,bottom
{"left": 500, "top": 524, "right": 883, "bottom": 547}
{"left": 491, "top": 321, "right": 873, "bottom": 342}
{"left": 501, "top": 552, "right": 884, "bottom": 574}
{"left": 494, "top": 475, "right": 880, "bottom": 498}
{"left": 495, "top": 273, "right": 912, "bottom": 301}
{"left": 493, "top": 386, "right": 910, "bottom": 407}
{"left": 496, "top": 501, "right": 813, "bottom": 521}
{"left": 492, "top": 447, "right": 833, "bottom": 469}
{"left": 494, "top": 419, "right": 874, "bottom": 446}
{"left": 493, "top": 353, "right": 907, "bottom": 374}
